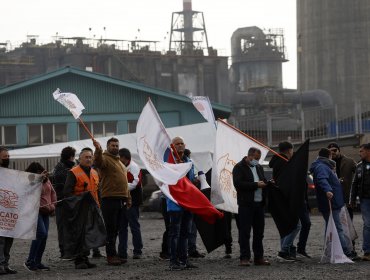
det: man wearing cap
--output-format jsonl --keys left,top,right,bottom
{"left": 327, "top": 142, "right": 356, "bottom": 219}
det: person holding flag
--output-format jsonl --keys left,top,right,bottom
{"left": 310, "top": 148, "right": 358, "bottom": 261}
{"left": 93, "top": 138, "right": 131, "bottom": 266}
{"left": 0, "top": 147, "right": 17, "bottom": 275}
{"left": 166, "top": 137, "right": 198, "bottom": 271}
{"left": 269, "top": 142, "right": 302, "bottom": 262}
{"left": 232, "top": 147, "right": 271, "bottom": 266}
{"left": 63, "top": 147, "right": 100, "bottom": 269}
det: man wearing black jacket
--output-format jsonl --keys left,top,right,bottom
{"left": 233, "top": 147, "right": 270, "bottom": 267}
{"left": 51, "top": 146, "right": 76, "bottom": 259}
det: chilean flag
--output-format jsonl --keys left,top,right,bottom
{"left": 136, "top": 100, "right": 223, "bottom": 224}
{"left": 160, "top": 150, "right": 224, "bottom": 224}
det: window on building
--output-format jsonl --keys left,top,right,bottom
{"left": 28, "top": 124, "right": 67, "bottom": 145}
{"left": 79, "top": 122, "right": 117, "bottom": 140}
{"left": 127, "top": 120, "right": 138, "bottom": 133}
{"left": 0, "top": 126, "right": 17, "bottom": 145}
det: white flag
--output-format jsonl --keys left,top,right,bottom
{"left": 190, "top": 96, "right": 216, "bottom": 127}
{"left": 0, "top": 167, "right": 42, "bottom": 239}
{"left": 211, "top": 120, "right": 269, "bottom": 213}
{"left": 339, "top": 206, "right": 358, "bottom": 252}
{"left": 53, "top": 88, "right": 85, "bottom": 119}
{"left": 320, "top": 211, "right": 353, "bottom": 264}
{"left": 136, "top": 100, "right": 192, "bottom": 185}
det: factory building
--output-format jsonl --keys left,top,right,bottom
{"left": 0, "top": 66, "right": 230, "bottom": 149}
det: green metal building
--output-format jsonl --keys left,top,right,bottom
{"left": 0, "top": 66, "right": 231, "bottom": 149}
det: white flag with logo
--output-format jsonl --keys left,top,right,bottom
{"left": 320, "top": 211, "right": 353, "bottom": 264}
{"left": 52, "top": 88, "right": 85, "bottom": 119}
{"left": 211, "top": 120, "right": 269, "bottom": 213}
{"left": 136, "top": 100, "right": 192, "bottom": 185}
{"left": 190, "top": 96, "right": 216, "bottom": 127}
{"left": 0, "top": 167, "right": 42, "bottom": 239}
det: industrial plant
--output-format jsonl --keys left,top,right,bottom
{"left": 1, "top": 0, "right": 370, "bottom": 147}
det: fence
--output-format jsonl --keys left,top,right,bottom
{"left": 235, "top": 100, "right": 370, "bottom": 146}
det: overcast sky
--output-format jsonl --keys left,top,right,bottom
{"left": 0, "top": 0, "right": 297, "bottom": 88}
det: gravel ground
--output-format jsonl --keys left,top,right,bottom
{"left": 5, "top": 212, "right": 370, "bottom": 280}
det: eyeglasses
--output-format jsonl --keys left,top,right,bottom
{"left": 330, "top": 148, "right": 338, "bottom": 152}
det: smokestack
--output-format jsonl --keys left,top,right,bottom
{"left": 183, "top": 0, "right": 192, "bottom": 11}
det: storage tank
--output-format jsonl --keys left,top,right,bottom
{"left": 230, "top": 26, "right": 287, "bottom": 92}
{"left": 297, "top": 0, "right": 370, "bottom": 111}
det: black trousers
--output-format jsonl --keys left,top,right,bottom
{"left": 0, "top": 237, "right": 13, "bottom": 266}
{"left": 55, "top": 204, "right": 64, "bottom": 257}
{"left": 161, "top": 197, "right": 170, "bottom": 255}
{"left": 101, "top": 197, "right": 127, "bottom": 257}
{"left": 238, "top": 202, "right": 265, "bottom": 261}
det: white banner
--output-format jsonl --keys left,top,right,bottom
{"left": 136, "top": 100, "right": 192, "bottom": 185}
{"left": 320, "top": 211, "right": 353, "bottom": 264}
{"left": 211, "top": 120, "right": 269, "bottom": 213}
{"left": 339, "top": 206, "right": 358, "bottom": 252}
{"left": 52, "top": 88, "right": 85, "bottom": 119}
{"left": 190, "top": 96, "right": 216, "bottom": 128}
{"left": 0, "top": 167, "right": 42, "bottom": 239}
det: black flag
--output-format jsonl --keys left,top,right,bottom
{"left": 62, "top": 192, "right": 107, "bottom": 258}
{"left": 194, "top": 188, "right": 227, "bottom": 253}
{"left": 268, "top": 139, "right": 309, "bottom": 238}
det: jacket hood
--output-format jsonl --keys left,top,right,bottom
{"left": 309, "top": 157, "right": 336, "bottom": 173}
{"left": 268, "top": 154, "right": 288, "bottom": 168}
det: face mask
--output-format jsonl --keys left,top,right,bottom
{"left": 250, "top": 159, "right": 259, "bottom": 166}
{"left": 0, "top": 159, "right": 10, "bottom": 168}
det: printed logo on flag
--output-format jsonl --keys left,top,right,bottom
{"left": 217, "top": 154, "right": 237, "bottom": 199}
{"left": 0, "top": 189, "right": 19, "bottom": 231}
{"left": 140, "top": 136, "right": 165, "bottom": 171}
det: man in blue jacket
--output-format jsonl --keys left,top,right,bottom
{"left": 310, "top": 148, "right": 357, "bottom": 260}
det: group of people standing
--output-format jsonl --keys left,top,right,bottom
{"left": 1, "top": 137, "right": 370, "bottom": 274}
{"left": 232, "top": 141, "right": 370, "bottom": 267}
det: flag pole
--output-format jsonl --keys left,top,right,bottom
{"left": 170, "top": 144, "right": 183, "bottom": 163}
{"left": 218, "top": 119, "right": 288, "bottom": 162}
{"left": 78, "top": 117, "right": 94, "bottom": 139}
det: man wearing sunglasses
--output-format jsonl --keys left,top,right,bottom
{"left": 327, "top": 143, "right": 356, "bottom": 219}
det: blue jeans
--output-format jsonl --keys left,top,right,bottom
{"left": 297, "top": 203, "right": 311, "bottom": 252}
{"left": 168, "top": 210, "right": 192, "bottom": 265}
{"left": 322, "top": 209, "right": 351, "bottom": 255}
{"left": 360, "top": 198, "right": 370, "bottom": 254}
{"left": 280, "top": 221, "right": 301, "bottom": 254}
{"left": 188, "top": 214, "right": 197, "bottom": 254}
{"left": 118, "top": 206, "right": 143, "bottom": 258}
{"left": 27, "top": 214, "right": 49, "bottom": 266}
{"left": 238, "top": 203, "right": 265, "bottom": 261}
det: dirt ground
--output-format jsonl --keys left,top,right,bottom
{"left": 6, "top": 212, "right": 370, "bottom": 280}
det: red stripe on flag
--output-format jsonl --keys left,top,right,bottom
{"left": 169, "top": 176, "right": 224, "bottom": 224}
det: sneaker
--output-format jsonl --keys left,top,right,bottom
{"left": 60, "top": 256, "right": 74, "bottom": 261}
{"left": 133, "top": 254, "right": 142, "bottom": 259}
{"left": 188, "top": 251, "right": 205, "bottom": 258}
{"left": 180, "top": 262, "right": 198, "bottom": 269}
{"left": 346, "top": 251, "right": 361, "bottom": 261}
{"left": 159, "top": 252, "right": 170, "bottom": 260}
{"left": 362, "top": 253, "right": 370, "bottom": 261}
{"left": 277, "top": 252, "right": 297, "bottom": 262}
{"left": 297, "top": 250, "right": 311, "bottom": 259}
{"left": 119, "top": 258, "right": 127, "bottom": 264}
{"left": 36, "top": 263, "right": 50, "bottom": 271}
{"left": 24, "top": 262, "right": 38, "bottom": 272}
{"left": 224, "top": 254, "right": 232, "bottom": 259}
{"left": 169, "top": 263, "right": 183, "bottom": 271}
